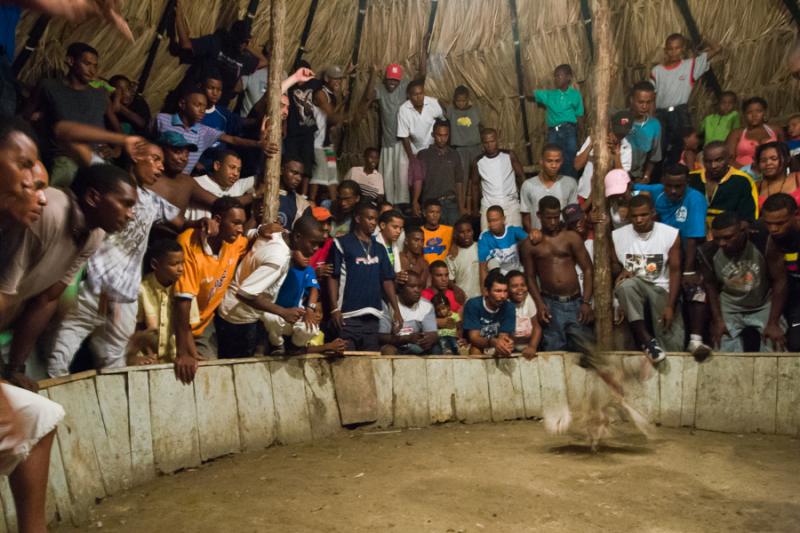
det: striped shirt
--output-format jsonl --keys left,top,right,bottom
{"left": 155, "top": 113, "right": 223, "bottom": 173}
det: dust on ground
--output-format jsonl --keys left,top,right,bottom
{"left": 54, "top": 421, "right": 800, "bottom": 533}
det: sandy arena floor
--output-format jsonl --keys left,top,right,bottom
{"left": 53, "top": 421, "right": 800, "bottom": 533}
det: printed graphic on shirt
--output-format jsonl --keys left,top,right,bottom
{"left": 291, "top": 87, "right": 315, "bottom": 127}
{"left": 624, "top": 253, "right": 664, "bottom": 282}
{"left": 424, "top": 236, "right": 446, "bottom": 257}
{"left": 720, "top": 260, "right": 761, "bottom": 292}
{"left": 674, "top": 206, "right": 688, "bottom": 223}
{"left": 457, "top": 116, "right": 473, "bottom": 127}
{"left": 477, "top": 317, "right": 500, "bottom": 338}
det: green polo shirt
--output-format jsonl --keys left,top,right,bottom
{"left": 700, "top": 111, "right": 740, "bottom": 144}
{"left": 533, "top": 87, "right": 584, "bottom": 127}
{"left": 688, "top": 166, "right": 758, "bottom": 226}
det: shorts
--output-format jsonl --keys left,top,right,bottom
{"left": 0, "top": 383, "right": 65, "bottom": 475}
{"left": 309, "top": 146, "right": 338, "bottom": 186}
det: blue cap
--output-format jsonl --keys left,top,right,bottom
{"left": 157, "top": 131, "right": 198, "bottom": 152}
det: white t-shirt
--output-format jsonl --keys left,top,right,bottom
{"left": 477, "top": 152, "right": 518, "bottom": 202}
{"left": 577, "top": 135, "right": 632, "bottom": 200}
{"left": 239, "top": 69, "right": 268, "bottom": 117}
{"left": 519, "top": 175, "right": 578, "bottom": 228}
{"left": 446, "top": 242, "right": 482, "bottom": 300}
{"left": 612, "top": 222, "right": 678, "bottom": 290}
{"left": 218, "top": 235, "right": 291, "bottom": 324}
{"left": 514, "top": 294, "right": 538, "bottom": 339}
{"left": 575, "top": 238, "right": 594, "bottom": 294}
{"left": 378, "top": 298, "right": 437, "bottom": 335}
{"left": 651, "top": 53, "right": 710, "bottom": 109}
{"left": 185, "top": 175, "right": 256, "bottom": 222}
{"left": 396, "top": 96, "right": 444, "bottom": 155}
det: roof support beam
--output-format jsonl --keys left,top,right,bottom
{"left": 12, "top": 15, "right": 50, "bottom": 76}
{"left": 136, "top": 0, "right": 176, "bottom": 94}
{"left": 292, "top": 0, "right": 320, "bottom": 70}
{"left": 579, "top": 0, "right": 594, "bottom": 61}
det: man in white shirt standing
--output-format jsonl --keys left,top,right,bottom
{"left": 396, "top": 79, "right": 444, "bottom": 205}
{"left": 185, "top": 149, "right": 255, "bottom": 221}
{"left": 612, "top": 194, "right": 683, "bottom": 365}
{"left": 470, "top": 128, "right": 525, "bottom": 231}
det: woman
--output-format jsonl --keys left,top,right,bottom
{"left": 756, "top": 141, "right": 800, "bottom": 210}
{"left": 726, "top": 97, "right": 782, "bottom": 168}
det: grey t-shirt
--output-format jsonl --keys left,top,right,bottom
{"left": 445, "top": 105, "right": 481, "bottom": 147}
{"left": 376, "top": 78, "right": 410, "bottom": 147}
{"left": 417, "top": 145, "right": 463, "bottom": 201}
{"left": 40, "top": 78, "right": 108, "bottom": 156}
{"left": 519, "top": 175, "right": 578, "bottom": 229}
{"left": 701, "top": 239, "right": 771, "bottom": 313}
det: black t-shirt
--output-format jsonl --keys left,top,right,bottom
{"left": 769, "top": 226, "right": 800, "bottom": 293}
{"left": 286, "top": 78, "right": 322, "bottom": 138}
{"left": 181, "top": 33, "right": 259, "bottom": 108}
{"left": 39, "top": 78, "right": 108, "bottom": 157}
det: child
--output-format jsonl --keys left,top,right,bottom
{"left": 130, "top": 239, "right": 199, "bottom": 365}
{"left": 520, "top": 144, "right": 578, "bottom": 231}
{"left": 344, "top": 147, "right": 384, "bottom": 200}
{"left": 446, "top": 216, "right": 482, "bottom": 299}
{"left": 431, "top": 292, "right": 461, "bottom": 355}
{"left": 679, "top": 127, "right": 702, "bottom": 171}
{"left": 478, "top": 205, "right": 530, "bottom": 286}
{"left": 445, "top": 85, "right": 483, "bottom": 183}
{"left": 505, "top": 270, "right": 541, "bottom": 359}
{"left": 422, "top": 199, "right": 453, "bottom": 263}
{"left": 700, "top": 90, "right": 740, "bottom": 144}
{"left": 399, "top": 226, "right": 430, "bottom": 288}
{"left": 786, "top": 113, "right": 800, "bottom": 161}
{"left": 186, "top": 149, "right": 256, "bottom": 221}
{"left": 533, "top": 64, "right": 584, "bottom": 177}
{"left": 651, "top": 33, "right": 721, "bottom": 165}
{"left": 422, "top": 260, "right": 466, "bottom": 313}
{"left": 199, "top": 71, "right": 246, "bottom": 172}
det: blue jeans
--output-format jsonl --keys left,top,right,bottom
{"left": 438, "top": 335, "right": 460, "bottom": 355}
{"left": 540, "top": 295, "right": 595, "bottom": 353}
{"left": 547, "top": 122, "right": 578, "bottom": 178}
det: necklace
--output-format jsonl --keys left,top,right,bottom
{"left": 358, "top": 236, "right": 372, "bottom": 259}
{"left": 763, "top": 172, "right": 789, "bottom": 197}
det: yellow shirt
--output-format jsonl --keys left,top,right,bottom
{"left": 423, "top": 225, "right": 453, "bottom": 263}
{"left": 137, "top": 272, "right": 200, "bottom": 362}
{"left": 175, "top": 229, "right": 249, "bottom": 335}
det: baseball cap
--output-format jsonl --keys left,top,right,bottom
{"left": 562, "top": 203, "right": 583, "bottom": 226}
{"left": 157, "top": 131, "right": 198, "bottom": 152}
{"left": 385, "top": 63, "right": 403, "bottom": 81}
{"left": 312, "top": 206, "right": 333, "bottom": 222}
{"left": 610, "top": 109, "right": 633, "bottom": 138}
{"left": 325, "top": 65, "right": 344, "bottom": 79}
{"left": 604, "top": 169, "right": 631, "bottom": 197}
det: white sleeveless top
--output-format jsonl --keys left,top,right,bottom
{"left": 477, "top": 152, "right": 518, "bottom": 202}
{"left": 612, "top": 222, "right": 678, "bottom": 290}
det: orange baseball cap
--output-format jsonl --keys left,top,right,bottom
{"left": 385, "top": 63, "right": 403, "bottom": 81}
{"left": 312, "top": 206, "right": 332, "bottom": 221}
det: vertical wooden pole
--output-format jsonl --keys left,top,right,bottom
{"left": 262, "top": 0, "right": 286, "bottom": 224}
{"left": 590, "top": 0, "right": 614, "bottom": 350}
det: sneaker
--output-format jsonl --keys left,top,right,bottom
{"left": 688, "top": 338, "right": 712, "bottom": 363}
{"left": 641, "top": 338, "right": 666, "bottom": 364}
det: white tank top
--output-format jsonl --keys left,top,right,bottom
{"left": 477, "top": 152, "right": 518, "bottom": 202}
{"left": 612, "top": 222, "right": 678, "bottom": 290}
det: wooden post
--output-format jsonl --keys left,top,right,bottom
{"left": 262, "top": 0, "right": 286, "bottom": 224}
{"left": 590, "top": 0, "right": 614, "bottom": 350}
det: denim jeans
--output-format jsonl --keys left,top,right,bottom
{"left": 438, "top": 335, "right": 460, "bottom": 355}
{"left": 547, "top": 122, "right": 578, "bottom": 178}
{"left": 214, "top": 315, "right": 260, "bottom": 358}
{"left": 540, "top": 296, "right": 596, "bottom": 353}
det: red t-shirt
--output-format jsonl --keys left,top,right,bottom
{"left": 309, "top": 238, "right": 333, "bottom": 267}
{"left": 421, "top": 288, "right": 462, "bottom": 312}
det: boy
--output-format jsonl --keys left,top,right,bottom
{"left": 378, "top": 271, "right": 438, "bottom": 355}
{"left": 131, "top": 239, "right": 199, "bottom": 365}
{"left": 400, "top": 226, "right": 430, "bottom": 288}
{"left": 375, "top": 208, "right": 405, "bottom": 275}
{"left": 186, "top": 149, "right": 255, "bottom": 221}
{"left": 651, "top": 33, "right": 721, "bottom": 165}
{"left": 520, "top": 144, "right": 578, "bottom": 230}
{"left": 463, "top": 269, "right": 516, "bottom": 356}
{"left": 414, "top": 121, "right": 464, "bottom": 224}
{"left": 422, "top": 260, "right": 466, "bottom": 313}
{"left": 471, "top": 128, "right": 525, "bottom": 230}
{"left": 445, "top": 85, "right": 483, "bottom": 182}
{"left": 109, "top": 74, "right": 150, "bottom": 136}
{"left": 786, "top": 113, "right": 800, "bottom": 160}
{"left": 700, "top": 91, "right": 740, "bottom": 144}
{"left": 328, "top": 201, "right": 403, "bottom": 351}
{"left": 446, "top": 216, "right": 482, "bottom": 299}
{"left": 478, "top": 205, "right": 529, "bottom": 286}
{"left": 626, "top": 81, "right": 662, "bottom": 183}
{"left": 278, "top": 159, "right": 312, "bottom": 230}
{"left": 421, "top": 198, "right": 453, "bottom": 263}
{"left": 344, "top": 147, "right": 384, "bottom": 200}
{"left": 532, "top": 64, "right": 584, "bottom": 177}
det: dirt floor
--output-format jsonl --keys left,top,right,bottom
{"left": 53, "top": 421, "right": 800, "bottom": 533}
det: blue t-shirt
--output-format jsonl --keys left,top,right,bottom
{"left": 477, "top": 225, "right": 528, "bottom": 273}
{"left": 634, "top": 183, "right": 707, "bottom": 239}
{"left": 279, "top": 191, "right": 299, "bottom": 230}
{"left": 462, "top": 297, "right": 515, "bottom": 339}
{"left": 332, "top": 233, "right": 396, "bottom": 319}
{"left": 199, "top": 105, "right": 245, "bottom": 169}
{"left": 276, "top": 266, "right": 319, "bottom": 308}
{"left": 787, "top": 138, "right": 800, "bottom": 159}
{"left": 627, "top": 117, "right": 662, "bottom": 154}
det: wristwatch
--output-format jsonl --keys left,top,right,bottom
{"left": 307, "top": 303, "right": 318, "bottom": 311}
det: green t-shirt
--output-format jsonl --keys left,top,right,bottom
{"left": 701, "top": 111, "right": 740, "bottom": 144}
{"left": 533, "top": 87, "right": 584, "bottom": 127}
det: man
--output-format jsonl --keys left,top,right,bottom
{"left": 634, "top": 164, "right": 711, "bottom": 359}
{"left": 1, "top": 164, "right": 137, "bottom": 389}
{"left": 186, "top": 149, "right": 255, "bottom": 222}
{"left": 699, "top": 212, "right": 786, "bottom": 352}
{"left": 762, "top": 193, "right": 800, "bottom": 351}
{"left": 24, "top": 42, "right": 119, "bottom": 187}
{"left": 462, "top": 269, "right": 516, "bottom": 356}
{"left": 328, "top": 201, "right": 403, "bottom": 351}
{"left": 147, "top": 131, "right": 200, "bottom": 239}
{"left": 689, "top": 141, "right": 758, "bottom": 226}
{"left": 398, "top": 80, "right": 445, "bottom": 203}
{"left": 47, "top": 145, "right": 182, "bottom": 377}
{"left": 309, "top": 65, "right": 347, "bottom": 202}
{"left": 471, "top": 128, "right": 525, "bottom": 230}
{"left": 378, "top": 270, "right": 438, "bottom": 355}
{"left": 626, "top": 81, "right": 662, "bottom": 183}
{"left": 612, "top": 194, "right": 683, "bottom": 364}
{"left": 414, "top": 121, "right": 464, "bottom": 224}
{"left": 520, "top": 196, "right": 595, "bottom": 353}
{"left": 0, "top": 118, "right": 46, "bottom": 229}
{"left": 277, "top": 159, "right": 312, "bottom": 230}
{"left": 520, "top": 144, "right": 578, "bottom": 231}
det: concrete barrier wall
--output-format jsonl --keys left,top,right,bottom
{"left": 0, "top": 352, "right": 796, "bottom": 529}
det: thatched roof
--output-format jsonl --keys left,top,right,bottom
{"left": 14, "top": 0, "right": 800, "bottom": 169}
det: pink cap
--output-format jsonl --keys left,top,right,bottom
{"left": 385, "top": 64, "right": 403, "bottom": 81}
{"left": 604, "top": 169, "right": 631, "bottom": 197}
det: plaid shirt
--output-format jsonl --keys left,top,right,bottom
{"left": 155, "top": 113, "right": 223, "bottom": 173}
{"left": 86, "top": 187, "right": 179, "bottom": 303}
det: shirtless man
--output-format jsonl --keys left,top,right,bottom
{"left": 520, "top": 195, "right": 595, "bottom": 353}
{"left": 399, "top": 226, "right": 430, "bottom": 288}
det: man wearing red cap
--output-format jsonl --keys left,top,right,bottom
{"left": 363, "top": 39, "right": 429, "bottom": 205}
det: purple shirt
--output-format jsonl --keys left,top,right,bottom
{"left": 155, "top": 113, "right": 222, "bottom": 173}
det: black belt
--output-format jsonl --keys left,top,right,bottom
{"left": 548, "top": 122, "right": 577, "bottom": 131}
{"left": 541, "top": 292, "right": 581, "bottom": 303}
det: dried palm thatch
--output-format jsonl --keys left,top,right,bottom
{"left": 14, "top": 0, "right": 800, "bottom": 171}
